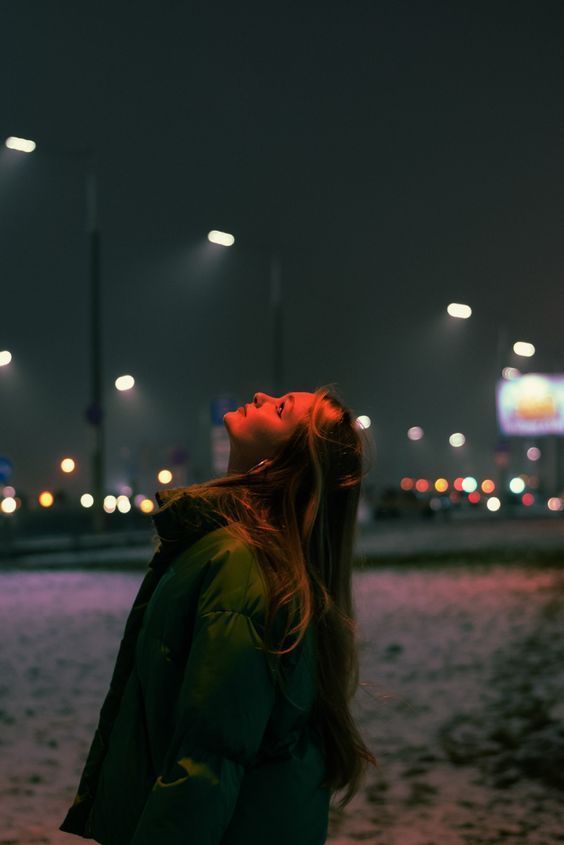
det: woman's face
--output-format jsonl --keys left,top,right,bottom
{"left": 223, "top": 391, "right": 315, "bottom": 473}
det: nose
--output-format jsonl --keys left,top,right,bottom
{"left": 253, "top": 392, "right": 277, "bottom": 408}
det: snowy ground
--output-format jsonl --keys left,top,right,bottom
{"left": 0, "top": 562, "right": 563, "bottom": 845}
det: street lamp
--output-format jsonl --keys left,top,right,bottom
{"left": 4, "top": 136, "right": 106, "bottom": 532}
{"left": 5, "top": 136, "right": 36, "bottom": 153}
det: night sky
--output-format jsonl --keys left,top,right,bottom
{"left": 1, "top": 1, "right": 563, "bottom": 500}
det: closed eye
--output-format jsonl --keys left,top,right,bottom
{"left": 277, "top": 402, "right": 285, "bottom": 417}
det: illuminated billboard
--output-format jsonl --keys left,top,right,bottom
{"left": 496, "top": 373, "right": 564, "bottom": 436}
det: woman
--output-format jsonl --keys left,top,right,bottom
{"left": 59, "top": 384, "right": 378, "bottom": 845}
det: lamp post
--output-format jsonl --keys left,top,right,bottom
{"left": 84, "top": 171, "right": 105, "bottom": 532}
{"left": 4, "top": 137, "right": 106, "bottom": 531}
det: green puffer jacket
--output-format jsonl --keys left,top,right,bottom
{"left": 59, "top": 490, "right": 330, "bottom": 844}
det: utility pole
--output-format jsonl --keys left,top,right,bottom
{"left": 84, "top": 171, "right": 106, "bottom": 532}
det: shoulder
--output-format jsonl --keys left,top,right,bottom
{"left": 175, "top": 524, "right": 269, "bottom": 623}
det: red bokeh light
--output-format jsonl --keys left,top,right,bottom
{"left": 415, "top": 478, "right": 429, "bottom": 493}
{"left": 522, "top": 493, "right": 535, "bottom": 507}
{"left": 468, "top": 491, "right": 481, "bottom": 504}
{"left": 453, "top": 477, "right": 465, "bottom": 492}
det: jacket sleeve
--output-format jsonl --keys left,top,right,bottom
{"left": 129, "top": 605, "right": 277, "bottom": 845}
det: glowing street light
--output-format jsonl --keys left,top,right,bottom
{"left": 5, "top": 136, "right": 36, "bottom": 153}
{"left": 447, "top": 303, "right": 472, "bottom": 319}
{"left": 115, "top": 374, "right": 135, "bottom": 391}
{"left": 157, "top": 469, "right": 173, "bottom": 484}
{"left": 0, "top": 350, "right": 12, "bottom": 367}
{"left": 207, "top": 230, "right": 235, "bottom": 247}
{"left": 60, "top": 458, "right": 76, "bottom": 473}
{"left": 449, "top": 432, "right": 466, "bottom": 447}
{"left": 513, "top": 341, "right": 535, "bottom": 357}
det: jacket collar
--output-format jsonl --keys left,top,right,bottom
{"left": 149, "top": 488, "right": 228, "bottom": 573}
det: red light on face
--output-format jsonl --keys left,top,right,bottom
{"left": 415, "top": 478, "right": 429, "bottom": 493}
{"left": 453, "top": 477, "right": 465, "bottom": 492}
{"left": 468, "top": 491, "right": 481, "bottom": 504}
{"left": 522, "top": 493, "right": 535, "bottom": 506}
{"left": 400, "top": 477, "right": 414, "bottom": 491}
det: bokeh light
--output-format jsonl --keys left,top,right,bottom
{"left": 434, "top": 478, "right": 449, "bottom": 493}
{"left": 60, "top": 458, "right": 76, "bottom": 473}
{"left": 481, "top": 479, "right": 495, "bottom": 494}
{"left": 2, "top": 486, "right": 16, "bottom": 498}
{"left": 527, "top": 446, "right": 541, "bottom": 461}
{"left": 468, "top": 491, "right": 481, "bottom": 504}
{"left": 462, "top": 476, "right": 478, "bottom": 493}
{"left": 522, "top": 493, "right": 535, "bottom": 507}
{"left": 502, "top": 367, "right": 520, "bottom": 380}
{"left": 509, "top": 477, "right": 526, "bottom": 494}
{"left": 415, "top": 478, "right": 429, "bottom": 493}
{"left": 400, "top": 477, "right": 414, "bottom": 491}
{"left": 80, "top": 493, "right": 94, "bottom": 508}
{"left": 486, "top": 496, "right": 501, "bottom": 512}
{"left": 117, "top": 495, "right": 131, "bottom": 513}
{"left": 449, "top": 432, "right": 466, "bottom": 447}
{"left": 103, "top": 495, "right": 117, "bottom": 513}
{"left": 547, "top": 497, "right": 563, "bottom": 512}
{"left": 0, "top": 350, "right": 12, "bottom": 366}
{"left": 1, "top": 497, "right": 17, "bottom": 513}
{"left": 140, "top": 498, "right": 155, "bottom": 513}
{"left": 38, "top": 491, "right": 54, "bottom": 508}
{"left": 407, "top": 426, "right": 424, "bottom": 441}
{"left": 157, "top": 469, "right": 173, "bottom": 484}
{"left": 453, "top": 477, "right": 465, "bottom": 492}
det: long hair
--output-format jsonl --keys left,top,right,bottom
{"left": 153, "top": 383, "right": 379, "bottom": 810}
